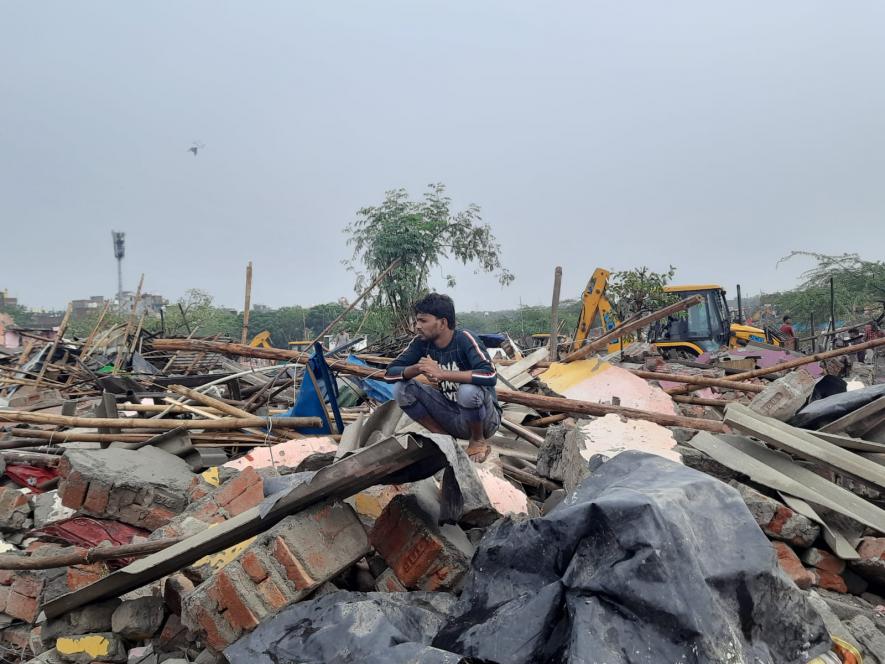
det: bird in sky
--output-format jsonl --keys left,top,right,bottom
{"left": 188, "top": 141, "right": 205, "bottom": 156}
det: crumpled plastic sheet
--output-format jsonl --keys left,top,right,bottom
{"left": 227, "top": 451, "right": 829, "bottom": 664}
{"left": 226, "top": 591, "right": 465, "bottom": 664}
{"left": 790, "top": 382, "right": 885, "bottom": 429}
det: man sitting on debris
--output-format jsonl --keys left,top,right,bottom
{"left": 385, "top": 293, "right": 501, "bottom": 462}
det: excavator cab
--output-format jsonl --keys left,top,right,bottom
{"left": 651, "top": 285, "right": 777, "bottom": 358}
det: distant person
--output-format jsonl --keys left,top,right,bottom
{"left": 331, "top": 329, "right": 351, "bottom": 349}
{"left": 385, "top": 293, "right": 500, "bottom": 462}
{"left": 780, "top": 315, "right": 796, "bottom": 349}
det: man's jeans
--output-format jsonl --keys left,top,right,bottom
{"left": 393, "top": 380, "right": 501, "bottom": 440}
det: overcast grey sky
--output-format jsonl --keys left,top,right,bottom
{"left": 2, "top": 2, "right": 884, "bottom": 313}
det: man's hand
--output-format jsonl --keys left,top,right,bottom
{"left": 417, "top": 356, "right": 445, "bottom": 383}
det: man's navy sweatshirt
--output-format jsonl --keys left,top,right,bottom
{"left": 384, "top": 330, "right": 497, "bottom": 403}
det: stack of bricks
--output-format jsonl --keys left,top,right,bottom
{"left": 369, "top": 494, "right": 473, "bottom": 592}
{"left": 181, "top": 500, "right": 370, "bottom": 651}
{"left": 57, "top": 448, "right": 198, "bottom": 531}
{"left": 150, "top": 466, "right": 265, "bottom": 541}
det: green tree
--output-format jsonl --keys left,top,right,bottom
{"left": 607, "top": 266, "right": 678, "bottom": 322}
{"left": 344, "top": 183, "right": 514, "bottom": 332}
{"left": 767, "top": 252, "right": 885, "bottom": 327}
{"left": 0, "top": 302, "right": 34, "bottom": 327}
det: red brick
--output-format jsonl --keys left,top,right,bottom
{"left": 772, "top": 542, "right": 813, "bottom": 589}
{"left": 0, "top": 570, "right": 13, "bottom": 586}
{"left": 857, "top": 537, "right": 885, "bottom": 561}
{"left": 212, "top": 570, "right": 260, "bottom": 631}
{"left": 256, "top": 578, "right": 289, "bottom": 611}
{"left": 59, "top": 470, "right": 88, "bottom": 508}
{"left": 810, "top": 570, "right": 848, "bottom": 593}
{"left": 190, "top": 601, "right": 240, "bottom": 652}
{"left": 213, "top": 468, "right": 262, "bottom": 508}
{"left": 159, "top": 613, "right": 188, "bottom": 642}
{"left": 82, "top": 481, "right": 111, "bottom": 514}
{"left": 11, "top": 574, "right": 44, "bottom": 599}
{"left": 225, "top": 484, "right": 264, "bottom": 516}
{"left": 0, "top": 624, "right": 30, "bottom": 649}
{"left": 241, "top": 551, "right": 269, "bottom": 583}
{"left": 802, "top": 547, "right": 846, "bottom": 574}
{"left": 272, "top": 536, "right": 315, "bottom": 589}
{"left": 5, "top": 591, "right": 39, "bottom": 622}
{"left": 67, "top": 563, "right": 107, "bottom": 591}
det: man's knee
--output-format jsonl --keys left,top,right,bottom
{"left": 393, "top": 380, "right": 416, "bottom": 407}
{"left": 456, "top": 384, "right": 484, "bottom": 409}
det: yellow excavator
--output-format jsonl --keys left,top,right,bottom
{"left": 573, "top": 268, "right": 780, "bottom": 358}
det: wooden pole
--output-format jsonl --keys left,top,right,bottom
{"left": 114, "top": 273, "right": 144, "bottom": 374}
{"left": 241, "top": 261, "right": 253, "bottom": 345}
{"left": 8, "top": 428, "right": 272, "bottom": 445}
{"left": 563, "top": 295, "right": 703, "bottom": 363}
{"left": 627, "top": 369, "right": 764, "bottom": 393}
{"left": 499, "top": 418, "right": 544, "bottom": 447}
{"left": 0, "top": 410, "right": 322, "bottom": 430}
{"left": 495, "top": 388, "right": 728, "bottom": 432}
{"left": 672, "top": 395, "right": 735, "bottom": 407}
{"left": 0, "top": 538, "right": 182, "bottom": 570}
{"left": 309, "top": 258, "right": 402, "bottom": 348}
{"left": 548, "top": 266, "right": 562, "bottom": 360}
{"left": 168, "top": 384, "right": 259, "bottom": 420}
{"left": 35, "top": 303, "right": 73, "bottom": 387}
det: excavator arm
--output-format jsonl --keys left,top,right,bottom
{"left": 572, "top": 268, "right": 622, "bottom": 354}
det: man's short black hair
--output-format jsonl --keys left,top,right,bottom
{"left": 414, "top": 293, "right": 456, "bottom": 329}
{"left": 783, "top": 315, "right": 792, "bottom": 322}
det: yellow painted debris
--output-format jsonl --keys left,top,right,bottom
{"left": 201, "top": 467, "right": 221, "bottom": 487}
{"left": 56, "top": 634, "right": 111, "bottom": 658}
{"left": 194, "top": 533, "right": 256, "bottom": 569}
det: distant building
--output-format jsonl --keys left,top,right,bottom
{"left": 114, "top": 291, "right": 168, "bottom": 316}
{"left": 72, "top": 296, "right": 108, "bottom": 320}
{"left": 0, "top": 290, "right": 18, "bottom": 309}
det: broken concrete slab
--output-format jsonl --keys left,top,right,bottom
{"left": 804, "top": 591, "right": 863, "bottom": 656}
{"left": 111, "top": 596, "right": 165, "bottom": 640}
{"left": 0, "top": 485, "right": 32, "bottom": 531}
{"left": 729, "top": 481, "right": 819, "bottom": 547}
{"left": 41, "top": 599, "right": 121, "bottom": 646}
{"left": 748, "top": 369, "right": 816, "bottom": 421}
{"left": 32, "top": 491, "right": 75, "bottom": 530}
{"left": 845, "top": 615, "right": 885, "bottom": 664}
{"left": 536, "top": 423, "right": 590, "bottom": 493}
{"left": 223, "top": 437, "right": 337, "bottom": 472}
{"left": 58, "top": 447, "right": 198, "bottom": 530}
{"left": 578, "top": 414, "right": 681, "bottom": 464}
{"left": 540, "top": 357, "right": 677, "bottom": 415}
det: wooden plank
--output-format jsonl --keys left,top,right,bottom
{"left": 240, "top": 261, "right": 253, "bottom": 345}
{"left": 689, "top": 432, "right": 885, "bottom": 534}
{"left": 724, "top": 403, "right": 885, "bottom": 491}
{"left": 497, "top": 347, "right": 548, "bottom": 389}
{"left": 818, "top": 396, "right": 885, "bottom": 435}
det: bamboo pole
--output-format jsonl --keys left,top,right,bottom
{"left": 35, "top": 303, "right": 72, "bottom": 386}
{"left": 8, "top": 428, "right": 272, "bottom": 445}
{"left": 563, "top": 295, "right": 704, "bottom": 363}
{"left": 499, "top": 418, "right": 544, "bottom": 447}
{"left": 627, "top": 369, "right": 764, "bottom": 393}
{"left": 669, "top": 336, "right": 885, "bottom": 396}
{"left": 0, "top": 538, "right": 182, "bottom": 570}
{"left": 0, "top": 410, "right": 322, "bottom": 430}
{"left": 672, "top": 395, "right": 735, "bottom": 407}
{"left": 168, "top": 384, "right": 256, "bottom": 419}
{"left": 241, "top": 261, "right": 253, "bottom": 345}
{"left": 495, "top": 388, "right": 728, "bottom": 433}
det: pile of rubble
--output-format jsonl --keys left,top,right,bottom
{"left": 1, "top": 315, "right": 885, "bottom": 663}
